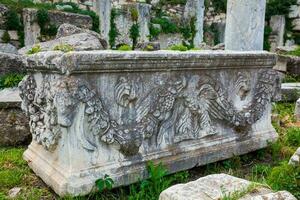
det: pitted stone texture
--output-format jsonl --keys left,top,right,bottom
{"left": 269, "top": 15, "right": 285, "bottom": 52}
{"left": 96, "top": 0, "right": 111, "bottom": 42}
{"left": 19, "top": 32, "right": 105, "bottom": 54}
{"left": 136, "top": 3, "right": 151, "bottom": 43}
{"left": 159, "top": 174, "right": 297, "bottom": 200}
{"left": 0, "top": 52, "right": 25, "bottom": 75}
{"left": 55, "top": 24, "right": 107, "bottom": 49}
{"left": 225, "top": 0, "right": 266, "bottom": 51}
{"left": 156, "top": 34, "right": 183, "bottom": 49}
{"left": 0, "top": 43, "right": 18, "bottom": 54}
{"left": 289, "top": 147, "right": 300, "bottom": 166}
{"left": 20, "top": 51, "right": 278, "bottom": 196}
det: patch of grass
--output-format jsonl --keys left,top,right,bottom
{"left": 267, "top": 162, "right": 300, "bottom": 199}
{"left": 286, "top": 127, "right": 300, "bottom": 147}
{"left": 26, "top": 44, "right": 42, "bottom": 55}
{"left": 282, "top": 74, "right": 300, "bottom": 83}
{"left": 286, "top": 46, "right": 300, "bottom": 56}
{"left": 0, "top": 169, "right": 24, "bottom": 187}
{"left": 221, "top": 183, "right": 267, "bottom": 200}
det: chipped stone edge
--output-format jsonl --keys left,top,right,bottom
{"left": 23, "top": 129, "right": 277, "bottom": 196}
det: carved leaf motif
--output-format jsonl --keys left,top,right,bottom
{"left": 114, "top": 76, "right": 139, "bottom": 107}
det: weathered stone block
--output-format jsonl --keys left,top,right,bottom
{"left": 0, "top": 88, "right": 30, "bottom": 146}
{"left": 225, "top": 0, "right": 266, "bottom": 51}
{"left": 281, "top": 83, "right": 300, "bottom": 102}
{"left": 19, "top": 51, "right": 278, "bottom": 196}
{"left": 269, "top": 15, "right": 285, "bottom": 52}
{"left": 0, "top": 52, "right": 25, "bottom": 75}
{"left": 159, "top": 174, "right": 297, "bottom": 200}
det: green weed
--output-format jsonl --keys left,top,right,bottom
{"left": 0, "top": 73, "right": 24, "bottom": 89}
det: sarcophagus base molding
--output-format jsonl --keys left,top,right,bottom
{"left": 20, "top": 51, "right": 279, "bottom": 196}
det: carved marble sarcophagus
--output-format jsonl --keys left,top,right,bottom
{"left": 19, "top": 50, "right": 279, "bottom": 196}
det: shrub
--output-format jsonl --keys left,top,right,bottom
{"left": 118, "top": 44, "right": 132, "bottom": 51}
{"left": 130, "top": 23, "right": 140, "bottom": 49}
{"left": 149, "top": 24, "right": 161, "bottom": 40}
{"left": 130, "top": 8, "right": 139, "bottom": 22}
{"left": 109, "top": 8, "right": 119, "bottom": 48}
{"left": 95, "top": 174, "right": 114, "bottom": 192}
{"left": 169, "top": 44, "right": 188, "bottom": 51}
{"left": 1, "top": 30, "right": 11, "bottom": 43}
{"left": 267, "top": 162, "right": 300, "bottom": 199}
{"left": 266, "top": 0, "right": 297, "bottom": 20}
{"left": 0, "top": 73, "right": 24, "bottom": 89}
{"left": 151, "top": 17, "right": 178, "bottom": 34}
{"left": 264, "top": 26, "right": 272, "bottom": 51}
{"left": 5, "top": 9, "right": 21, "bottom": 30}
{"left": 26, "top": 44, "right": 41, "bottom": 55}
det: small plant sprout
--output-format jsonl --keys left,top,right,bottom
{"left": 118, "top": 44, "right": 132, "bottom": 51}
{"left": 53, "top": 44, "right": 74, "bottom": 52}
{"left": 26, "top": 44, "right": 42, "bottom": 55}
{"left": 95, "top": 174, "right": 114, "bottom": 193}
{"left": 169, "top": 44, "right": 188, "bottom": 51}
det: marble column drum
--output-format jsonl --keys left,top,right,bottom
{"left": 19, "top": 50, "right": 279, "bottom": 196}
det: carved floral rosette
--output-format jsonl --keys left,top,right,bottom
{"left": 19, "top": 68, "right": 280, "bottom": 156}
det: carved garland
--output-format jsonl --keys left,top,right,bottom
{"left": 19, "top": 69, "right": 279, "bottom": 155}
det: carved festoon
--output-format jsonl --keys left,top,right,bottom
{"left": 19, "top": 69, "right": 279, "bottom": 155}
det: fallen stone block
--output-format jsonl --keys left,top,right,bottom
{"left": 0, "top": 52, "right": 25, "bottom": 75}
{"left": 159, "top": 174, "right": 297, "bottom": 200}
{"left": 281, "top": 83, "right": 300, "bottom": 102}
{"left": 0, "top": 87, "right": 30, "bottom": 146}
{"left": 19, "top": 32, "right": 106, "bottom": 55}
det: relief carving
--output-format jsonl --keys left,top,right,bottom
{"left": 19, "top": 69, "right": 279, "bottom": 156}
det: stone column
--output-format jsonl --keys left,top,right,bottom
{"left": 137, "top": 3, "right": 151, "bottom": 43}
{"left": 225, "top": 0, "right": 266, "bottom": 51}
{"left": 184, "top": 0, "right": 205, "bottom": 48}
{"left": 96, "top": 0, "right": 111, "bottom": 43}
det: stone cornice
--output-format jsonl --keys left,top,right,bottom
{"left": 26, "top": 50, "right": 276, "bottom": 74}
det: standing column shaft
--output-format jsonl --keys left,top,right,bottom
{"left": 225, "top": 0, "right": 266, "bottom": 51}
{"left": 97, "top": 0, "right": 111, "bottom": 43}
